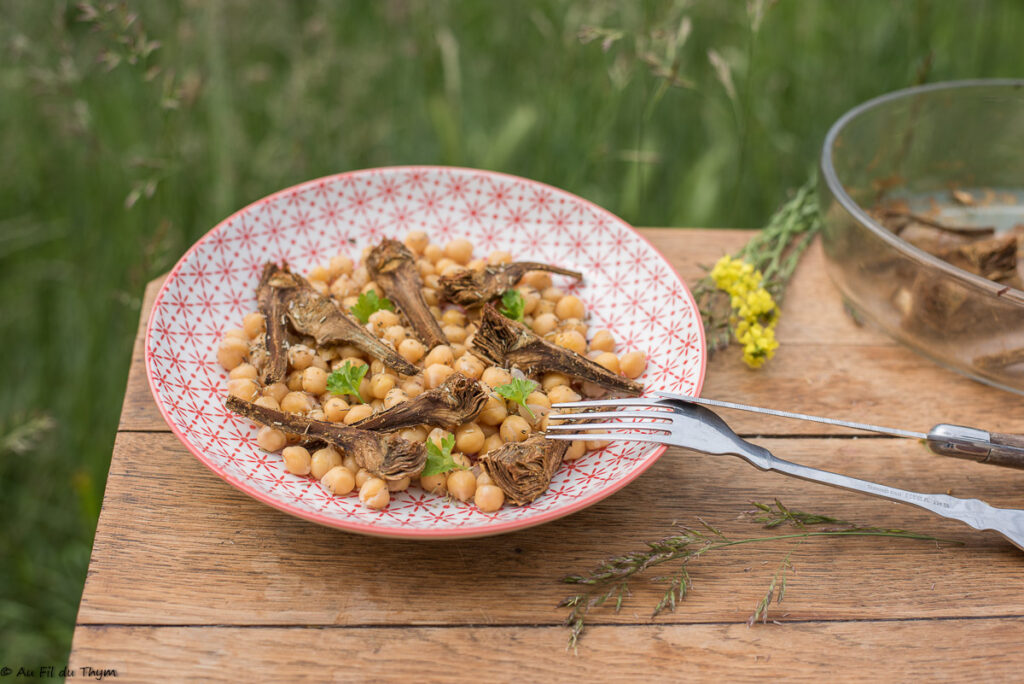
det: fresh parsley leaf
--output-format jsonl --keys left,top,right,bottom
{"left": 421, "top": 433, "right": 461, "bottom": 477}
{"left": 350, "top": 289, "right": 395, "bottom": 323}
{"left": 494, "top": 377, "right": 540, "bottom": 419}
{"left": 326, "top": 361, "right": 368, "bottom": 403}
{"left": 499, "top": 289, "right": 525, "bottom": 322}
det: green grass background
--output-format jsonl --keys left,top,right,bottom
{"left": 2, "top": 0, "right": 1022, "bottom": 667}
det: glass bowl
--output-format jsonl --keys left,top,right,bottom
{"left": 819, "top": 80, "right": 1024, "bottom": 395}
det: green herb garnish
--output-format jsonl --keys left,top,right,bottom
{"left": 326, "top": 361, "right": 368, "bottom": 403}
{"left": 350, "top": 289, "right": 394, "bottom": 323}
{"left": 495, "top": 377, "right": 539, "bottom": 419}
{"left": 499, "top": 289, "right": 525, "bottom": 322}
{"left": 421, "top": 433, "right": 462, "bottom": 477}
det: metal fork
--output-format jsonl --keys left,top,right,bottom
{"left": 547, "top": 397, "right": 1024, "bottom": 551}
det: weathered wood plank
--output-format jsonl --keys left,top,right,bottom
{"left": 68, "top": 619, "right": 1024, "bottom": 683}
{"left": 77, "top": 431, "right": 1024, "bottom": 626}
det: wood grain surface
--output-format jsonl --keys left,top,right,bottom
{"left": 72, "top": 229, "right": 1024, "bottom": 682}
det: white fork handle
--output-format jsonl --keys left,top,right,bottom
{"left": 742, "top": 442, "right": 1024, "bottom": 551}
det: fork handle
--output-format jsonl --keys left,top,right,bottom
{"left": 926, "top": 424, "right": 1024, "bottom": 470}
{"left": 744, "top": 444, "right": 1024, "bottom": 551}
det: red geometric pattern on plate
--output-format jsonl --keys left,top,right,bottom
{"left": 145, "top": 167, "right": 706, "bottom": 539}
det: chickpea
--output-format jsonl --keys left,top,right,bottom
{"left": 330, "top": 275, "right": 356, "bottom": 299}
{"left": 361, "top": 280, "right": 380, "bottom": 295}
{"left": 351, "top": 266, "right": 370, "bottom": 288}
{"left": 482, "top": 433, "right": 505, "bottom": 453}
{"left": 435, "top": 257, "right": 457, "bottom": 274}
{"left": 217, "top": 337, "right": 249, "bottom": 371}
{"left": 441, "top": 309, "right": 466, "bottom": 327}
{"left": 417, "top": 259, "right": 435, "bottom": 278}
{"left": 454, "top": 422, "right": 485, "bottom": 454}
{"left": 355, "top": 468, "right": 373, "bottom": 488}
{"left": 424, "top": 363, "right": 455, "bottom": 389}
{"left": 590, "top": 329, "right": 615, "bottom": 353}
{"left": 446, "top": 469, "right": 477, "bottom": 502}
{"left": 488, "top": 250, "right": 512, "bottom": 265}
{"left": 401, "top": 379, "right": 424, "bottom": 398}
{"left": 554, "top": 330, "right": 587, "bottom": 355}
{"left": 282, "top": 446, "right": 312, "bottom": 475}
{"left": 620, "top": 351, "right": 647, "bottom": 379}
{"left": 525, "top": 391, "right": 551, "bottom": 411}
{"left": 280, "top": 391, "right": 313, "bottom": 414}
{"left": 429, "top": 305, "right": 443, "bottom": 319}
{"left": 481, "top": 366, "right": 512, "bottom": 389}
{"left": 422, "top": 288, "right": 439, "bottom": 306}
{"left": 535, "top": 299, "right": 556, "bottom": 316}
{"left": 242, "top": 312, "right": 266, "bottom": 340}
{"left": 427, "top": 428, "right": 453, "bottom": 450}
{"left": 301, "top": 366, "right": 328, "bottom": 395}
{"left": 586, "top": 439, "right": 611, "bottom": 452}
{"left": 542, "top": 287, "right": 565, "bottom": 303}
{"left": 254, "top": 395, "right": 281, "bottom": 411}
{"left": 285, "top": 344, "right": 312, "bottom": 371}
{"left": 224, "top": 328, "right": 248, "bottom": 341}
{"left": 380, "top": 388, "right": 405, "bottom": 409}
{"left": 311, "top": 447, "right": 342, "bottom": 479}
{"left": 560, "top": 318, "right": 587, "bottom": 337}
{"left": 263, "top": 382, "right": 289, "bottom": 403}
{"left": 358, "top": 377, "right": 372, "bottom": 402}
{"left": 344, "top": 403, "right": 374, "bottom": 424}
{"left": 531, "top": 313, "right": 559, "bottom": 336}
{"left": 256, "top": 426, "right": 287, "bottom": 452}
{"left": 520, "top": 271, "right": 552, "bottom": 290}
{"left": 405, "top": 230, "right": 429, "bottom": 255}
{"left": 285, "top": 369, "right": 304, "bottom": 391}
{"left": 474, "top": 484, "right": 505, "bottom": 512}
{"left": 342, "top": 454, "right": 358, "bottom": 474}
{"left": 384, "top": 325, "right": 409, "bottom": 348}
{"left": 444, "top": 238, "right": 474, "bottom": 265}
{"left": 387, "top": 476, "right": 411, "bottom": 493}
{"left": 397, "top": 338, "right": 426, "bottom": 364}
{"left": 477, "top": 471, "right": 494, "bottom": 486}
{"left": 370, "top": 399, "right": 384, "bottom": 412}
{"left": 468, "top": 258, "right": 486, "bottom": 271}
{"left": 368, "top": 309, "right": 401, "bottom": 335}
{"left": 564, "top": 440, "right": 587, "bottom": 461}
{"left": 369, "top": 373, "right": 396, "bottom": 399}
{"left": 335, "top": 356, "right": 367, "bottom": 373}
{"left": 452, "top": 452, "right": 472, "bottom": 469}
{"left": 359, "top": 478, "right": 390, "bottom": 509}
{"left": 227, "top": 378, "right": 259, "bottom": 402}
{"left": 321, "top": 466, "right": 356, "bottom": 495}
{"left": 399, "top": 426, "right": 428, "bottom": 443}
{"left": 555, "top": 294, "right": 585, "bottom": 320}
{"left": 519, "top": 287, "right": 540, "bottom": 315}
{"left": 329, "top": 253, "right": 354, "bottom": 278}
{"left": 547, "top": 385, "right": 582, "bottom": 406}
{"left": 453, "top": 354, "right": 484, "bottom": 380}
{"left": 309, "top": 408, "right": 327, "bottom": 422}
{"left": 443, "top": 325, "right": 467, "bottom": 344}
{"left": 342, "top": 295, "right": 359, "bottom": 309}
{"left": 450, "top": 342, "right": 469, "bottom": 359}
{"left": 324, "top": 396, "right": 349, "bottom": 422}
{"left": 441, "top": 263, "right": 466, "bottom": 278}
{"left": 594, "top": 352, "right": 620, "bottom": 375}
{"left": 420, "top": 472, "right": 447, "bottom": 495}
{"left": 500, "top": 415, "right": 531, "bottom": 443}
{"left": 423, "top": 274, "right": 441, "bottom": 290}
{"left": 478, "top": 395, "right": 508, "bottom": 426}
{"left": 541, "top": 373, "right": 570, "bottom": 391}
{"left": 423, "top": 345, "right": 454, "bottom": 368}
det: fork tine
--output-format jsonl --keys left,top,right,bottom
{"left": 550, "top": 398, "right": 667, "bottom": 410}
{"left": 544, "top": 432, "right": 667, "bottom": 444}
{"left": 545, "top": 421, "right": 672, "bottom": 432}
{"left": 548, "top": 410, "right": 673, "bottom": 422}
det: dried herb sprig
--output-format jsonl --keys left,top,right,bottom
{"left": 559, "top": 500, "right": 957, "bottom": 650}
{"left": 747, "top": 551, "right": 792, "bottom": 626}
{"left": 694, "top": 176, "right": 823, "bottom": 353}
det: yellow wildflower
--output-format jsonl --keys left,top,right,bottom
{"left": 709, "top": 255, "right": 781, "bottom": 368}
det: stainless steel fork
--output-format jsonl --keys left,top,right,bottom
{"left": 547, "top": 397, "right": 1024, "bottom": 551}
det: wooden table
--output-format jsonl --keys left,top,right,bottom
{"left": 70, "top": 229, "right": 1024, "bottom": 681}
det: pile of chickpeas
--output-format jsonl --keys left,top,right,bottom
{"left": 219, "top": 232, "right": 647, "bottom": 514}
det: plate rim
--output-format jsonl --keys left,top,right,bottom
{"left": 144, "top": 165, "right": 706, "bottom": 539}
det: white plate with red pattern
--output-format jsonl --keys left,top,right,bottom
{"left": 145, "top": 166, "right": 706, "bottom": 539}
